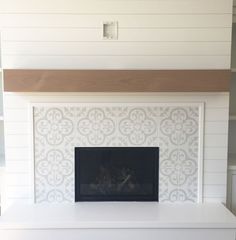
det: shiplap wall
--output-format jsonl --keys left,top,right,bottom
{"left": 0, "top": 0, "right": 233, "bottom": 69}
{"left": 2, "top": 93, "right": 229, "bottom": 205}
{"left": 0, "top": 0, "right": 232, "bottom": 205}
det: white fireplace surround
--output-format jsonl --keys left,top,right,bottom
{"left": 2, "top": 92, "right": 229, "bottom": 206}
{"left": 32, "top": 102, "right": 204, "bottom": 203}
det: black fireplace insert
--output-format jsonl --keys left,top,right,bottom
{"left": 75, "top": 147, "right": 159, "bottom": 202}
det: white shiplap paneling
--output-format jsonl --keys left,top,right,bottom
{"left": 4, "top": 109, "right": 29, "bottom": 122}
{"left": 0, "top": 0, "right": 233, "bottom": 14}
{"left": 2, "top": 28, "right": 231, "bottom": 42}
{"left": 6, "top": 173, "right": 30, "bottom": 186}
{"left": 3, "top": 93, "right": 229, "bottom": 204}
{"left": 2, "top": 55, "right": 231, "bottom": 69}
{"left": 0, "top": 14, "right": 232, "bottom": 28}
{"left": 4, "top": 122, "right": 30, "bottom": 135}
{"left": 204, "top": 147, "right": 228, "bottom": 160}
{"left": 6, "top": 186, "right": 30, "bottom": 198}
{"left": 204, "top": 134, "right": 228, "bottom": 147}
{"left": 205, "top": 122, "right": 229, "bottom": 134}
{"left": 204, "top": 173, "right": 227, "bottom": 185}
{"left": 5, "top": 147, "right": 30, "bottom": 160}
{"left": 204, "top": 185, "right": 226, "bottom": 198}
{"left": 204, "top": 160, "right": 227, "bottom": 173}
{"left": 0, "top": 0, "right": 232, "bottom": 69}
{"left": 0, "top": 0, "right": 231, "bottom": 204}
{"left": 4, "top": 135, "right": 29, "bottom": 148}
{"left": 205, "top": 108, "right": 229, "bottom": 121}
{"left": 6, "top": 161, "right": 30, "bottom": 173}
{"left": 2, "top": 42, "right": 231, "bottom": 56}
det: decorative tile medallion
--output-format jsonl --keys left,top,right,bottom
{"left": 34, "top": 105, "right": 200, "bottom": 203}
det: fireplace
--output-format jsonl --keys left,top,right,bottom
{"left": 75, "top": 147, "right": 159, "bottom": 201}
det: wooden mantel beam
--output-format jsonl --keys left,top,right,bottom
{"left": 3, "top": 69, "right": 231, "bottom": 92}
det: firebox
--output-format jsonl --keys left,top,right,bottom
{"left": 75, "top": 147, "right": 159, "bottom": 201}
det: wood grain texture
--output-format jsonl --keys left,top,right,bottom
{"left": 3, "top": 69, "right": 231, "bottom": 92}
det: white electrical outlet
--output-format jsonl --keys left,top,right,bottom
{"left": 103, "top": 22, "right": 118, "bottom": 40}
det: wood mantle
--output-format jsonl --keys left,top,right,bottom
{"left": 3, "top": 69, "right": 231, "bottom": 92}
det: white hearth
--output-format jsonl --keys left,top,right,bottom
{"left": 0, "top": 202, "right": 236, "bottom": 240}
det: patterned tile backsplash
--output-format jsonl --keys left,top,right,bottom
{"left": 33, "top": 105, "right": 200, "bottom": 203}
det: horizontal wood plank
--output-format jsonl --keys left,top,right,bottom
{"left": 204, "top": 160, "right": 227, "bottom": 173}
{"left": 6, "top": 173, "right": 30, "bottom": 186}
{"left": 205, "top": 108, "right": 229, "bottom": 121}
{"left": 204, "top": 173, "right": 227, "bottom": 185}
{"left": 2, "top": 42, "right": 231, "bottom": 56}
{"left": 203, "top": 185, "right": 226, "bottom": 198}
{"left": 2, "top": 56, "right": 231, "bottom": 69}
{"left": 5, "top": 147, "right": 30, "bottom": 160}
{"left": 205, "top": 134, "right": 228, "bottom": 147}
{"left": 3, "top": 69, "right": 231, "bottom": 92}
{"left": 204, "top": 147, "right": 228, "bottom": 160}
{"left": 205, "top": 122, "right": 229, "bottom": 134}
{"left": 0, "top": 0, "right": 232, "bottom": 14}
{"left": 0, "top": 14, "right": 232, "bottom": 28}
{"left": 2, "top": 28, "right": 231, "bottom": 42}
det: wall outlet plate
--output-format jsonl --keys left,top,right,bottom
{"left": 103, "top": 21, "right": 118, "bottom": 40}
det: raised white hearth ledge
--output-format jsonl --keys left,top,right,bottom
{"left": 0, "top": 203, "right": 235, "bottom": 229}
{"left": 0, "top": 203, "right": 236, "bottom": 240}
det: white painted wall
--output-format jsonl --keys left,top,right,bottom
{"left": 0, "top": 0, "right": 233, "bottom": 69}
{"left": 2, "top": 93, "right": 229, "bottom": 206}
